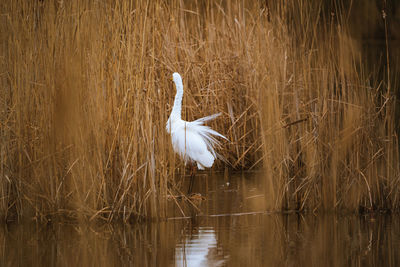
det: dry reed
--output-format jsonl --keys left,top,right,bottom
{"left": 0, "top": 0, "right": 398, "bottom": 221}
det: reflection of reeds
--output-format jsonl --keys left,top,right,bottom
{"left": 0, "top": 222, "right": 177, "bottom": 266}
{"left": 0, "top": 0, "right": 398, "bottom": 221}
{"left": 215, "top": 213, "right": 400, "bottom": 267}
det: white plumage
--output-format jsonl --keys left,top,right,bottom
{"left": 166, "top": 72, "right": 226, "bottom": 170}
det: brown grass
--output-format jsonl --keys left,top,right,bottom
{"left": 0, "top": 0, "right": 398, "bottom": 221}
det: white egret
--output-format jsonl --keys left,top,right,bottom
{"left": 166, "top": 72, "right": 227, "bottom": 193}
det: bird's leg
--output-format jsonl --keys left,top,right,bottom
{"left": 187, "top": 164, "right": 196, "bottom": 195}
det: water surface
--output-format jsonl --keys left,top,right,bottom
{"left": 2, "top": 173, "right": 400, "bottom": 267}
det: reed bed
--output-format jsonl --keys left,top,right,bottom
{"left": 0, "top": 0, "right": 398, "bottom": 221}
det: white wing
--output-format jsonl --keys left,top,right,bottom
{"left": 187, "top": 113, "right": 228, "bottom": 158}
{"left": 171, "top": 122, "right": 215, "bottom": 169}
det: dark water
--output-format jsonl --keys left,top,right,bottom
{"left": 1, "top": 173, "right": 400, "bottom": 267}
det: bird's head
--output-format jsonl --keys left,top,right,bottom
{"left": 172, "top": 72, "right": 183, "bottom": 85}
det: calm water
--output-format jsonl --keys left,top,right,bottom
{"left": 2, "top": 173, "right": 400, "bottom": 267}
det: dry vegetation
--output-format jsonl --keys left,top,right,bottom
{"left": 0, "top": 0, "right": 399, "bottom": 222}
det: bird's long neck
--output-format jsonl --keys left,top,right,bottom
{"left": 171, "top": 79, "right": 183, "bottom": 119}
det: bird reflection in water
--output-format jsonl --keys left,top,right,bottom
{"left": 174, "top": 226, "right": 227, "bottom": 267}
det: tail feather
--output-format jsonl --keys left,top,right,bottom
{"left": 193, "top": 113, "right": 222, "bottom": 124}
{"left": 187, "top": 113, "right": 228, "bottom": 160}
{"left": 200, "top": 126, "right": 228, "bottom": 141}
{"left": 192, "top": 125, "right": 228, "bottom": 158}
